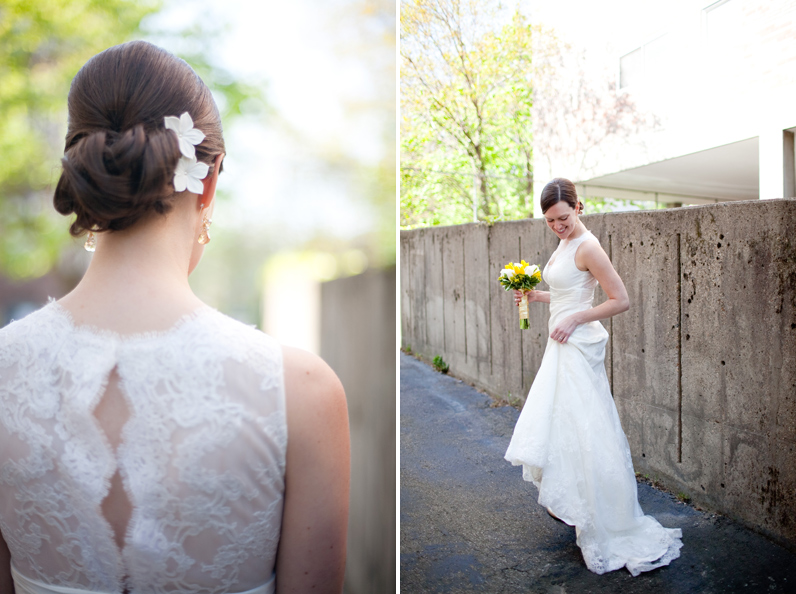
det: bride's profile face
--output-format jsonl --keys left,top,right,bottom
{"left": 544, "top": 201, "right": 578, "bottom": 240}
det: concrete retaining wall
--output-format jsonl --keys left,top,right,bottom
{"left": 400, "top": 199, "right": 796, "bottom": 549}
{"left": 321, "top": 267, "right": 396, "bottom": 594}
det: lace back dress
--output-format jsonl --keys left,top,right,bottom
{"left": 0, "top": 302, "right": 287, "bottom": 594}
{"left": 504, "top": 230, "right": 683, "bottom": 576}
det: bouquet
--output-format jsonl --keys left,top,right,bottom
{"left": 498, "top": 260, "right": 542, "bottom": 329}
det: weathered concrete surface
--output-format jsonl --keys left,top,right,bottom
{"left": 400, "top": 353, "right": 796, "bottom": 593}
{"left": 400, "top": 199, "right": 796, "bottom": 548}
{"left": 321, "top": 268, "right": 396, "bottom": 594}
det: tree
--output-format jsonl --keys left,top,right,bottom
{"left": 400, "top": 1, "right": 659, "bottom": 227}
{"left": 401, "top": 0, "right": 535, "bottom": 226}
{"left": 0, "top": 0, "right": 265, "bottom": 279}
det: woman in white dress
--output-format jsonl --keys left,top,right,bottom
{"left": 0, "top": 41, "right": 350, "bottom": 594}
{"left": 504, "top": 178, "right": 682, "bottom": 576}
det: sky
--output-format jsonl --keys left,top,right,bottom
{"left": 217, "top": 1, "right": 387, "bottom": 164}
{"left": 142, "top": 0, "right": 394, "bottom": 241}
{"left": 520, "top": 0, "right": 697, "bottom": 60}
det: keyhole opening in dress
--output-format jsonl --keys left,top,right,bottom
{"left": 92, "top": 367, "right": 133, "bottom": 555}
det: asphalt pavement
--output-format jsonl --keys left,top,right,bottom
{"left": 400, "top": 353, "right": 796, "bottom": 594}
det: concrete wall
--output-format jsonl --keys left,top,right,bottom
{"left": 400, "top": 199, "right": 796, "bottom": 549}
{"left": 321, "top": 267, "right": 396, "bottom": 594}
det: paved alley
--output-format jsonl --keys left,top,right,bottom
{"left": 400, "top": 353, "right": 796, "bottom": 593}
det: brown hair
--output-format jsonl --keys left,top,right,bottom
{"left": 539, "top": 177, "right": 583, "bottom": 215}
{"left": 53, "top": 41, "right": 225, "bottom": 236}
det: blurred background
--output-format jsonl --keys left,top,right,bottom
{"left": 0, "top": 0, "right": 395, "bottom": 591}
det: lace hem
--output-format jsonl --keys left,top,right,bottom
{"left": 506, "top": 458, "right": 684, "bottom": 577}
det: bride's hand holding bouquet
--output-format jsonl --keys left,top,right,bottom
{"left": 513, "top": 288, "right": 544, "bottom": 305}
{"left": 498, "top": 260, "right": 542, "bottom": 329}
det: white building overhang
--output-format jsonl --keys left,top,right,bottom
{"left": 575, "top": 137, "right": 759, "bottom": 205}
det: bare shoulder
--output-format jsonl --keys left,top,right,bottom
{"left": 276, "top": 346, "right": 350, "bottom": 593}
{"left": 279, "top": 345, "right": 348, "bottom": 491}
{"left": 575, "top": 237, "right": 610, "bottom": 271}
{"left": 281, "top": 346, "right": 346, "bottom": 412}
{"left": 580, "top": 237, "right": 608, "bottom": 257}
{"left": 282, "top": 345, "right": 343, "bottom": 397}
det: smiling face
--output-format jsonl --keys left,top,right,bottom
{"left": 543, "top": 200, "right": 579, "bottom": 240}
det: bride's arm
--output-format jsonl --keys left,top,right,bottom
{"left": 276, "top": 346, "right": 350, "bottom": 594}
{"left": 576, "top": 240, "right": 630, "bottom": 321}
{"left": 551, "top": 241, "right": 629, "bottom": 343}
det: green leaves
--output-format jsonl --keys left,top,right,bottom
{"left": 401, "top": 1, "right": 536, "bottom": 228}
{"left": 498, "top": 274, "right": 541, "bottom": 292}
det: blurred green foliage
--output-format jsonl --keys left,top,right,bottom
{"left": 0, "top": 0, "right": 266, "bottom": 279}
{"left": 0, "top": 0, "right": 159, "bottom": 278}
{"left": 401, "top": 2, "right": 535, "bottom": 228}
{"left": 581, "top": 196, "right": 668, "bottom": 214}
{"left": 322, "top": 0, "right": 396, "bottom": 268}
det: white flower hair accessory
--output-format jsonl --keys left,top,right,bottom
{"left": 174, "top": 156, "right": 209, "bottom": 194}
{"left": 164, "top": 112, "right": 205, "bottom": 159}
{"left": 164, "top": 112, "right": 209, "bottom": 193}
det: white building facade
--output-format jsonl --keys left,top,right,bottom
{"left": 531, "top": 0, "right": 796, "bottom": 213}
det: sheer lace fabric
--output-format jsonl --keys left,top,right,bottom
{"left": 0, "top": 302, "right": 287, "bottom": 593}
{"left": 504, "top": 230, "right": 683, "bottom": 576}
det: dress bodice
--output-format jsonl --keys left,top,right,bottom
{"left": 543, "top": 230, "right": 599, "bottom": 301}
{"left": 0, "top": 302, "right": 287, "bottom": 594}
{"left": 543, "top": 230, "right": 601, "bottom": 330}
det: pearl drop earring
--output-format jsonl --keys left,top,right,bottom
{"left": 84, "top": 231, "right": 96, "bottom": 252}
{"left": 198, "top": 203, "right": 212, "bottom": 245}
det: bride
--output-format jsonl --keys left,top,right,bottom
{"left": 0, "top": 41, "right": 349, "bottom": 593}
{"left": 504, "top": 178, "right": 682, "bottom": 576}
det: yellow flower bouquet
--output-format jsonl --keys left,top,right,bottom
{"left": 498, "top": 260, "right": 542, "bottom": 329}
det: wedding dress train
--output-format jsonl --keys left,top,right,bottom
{"left": 504, "top": 230, "right": 682, "bottom": 576}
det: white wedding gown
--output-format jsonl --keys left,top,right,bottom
{"left": 0, "top": 301, "right": 287, "bottom": 594}
{"left": 504, "top": 230, "right": 683, "bottom": 576}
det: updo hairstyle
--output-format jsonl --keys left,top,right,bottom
{"left": 54, "top": 41, "right": 225, "bottom": 237}
{"left": 539, "top": 178, "right": 583, "bottom": 215}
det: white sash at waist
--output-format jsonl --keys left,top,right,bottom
{"left": 549, "top": 285, "right": 595, "bottom": 305}
{"left": 11, "top": 563, "right": 275, "bottom": 594}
